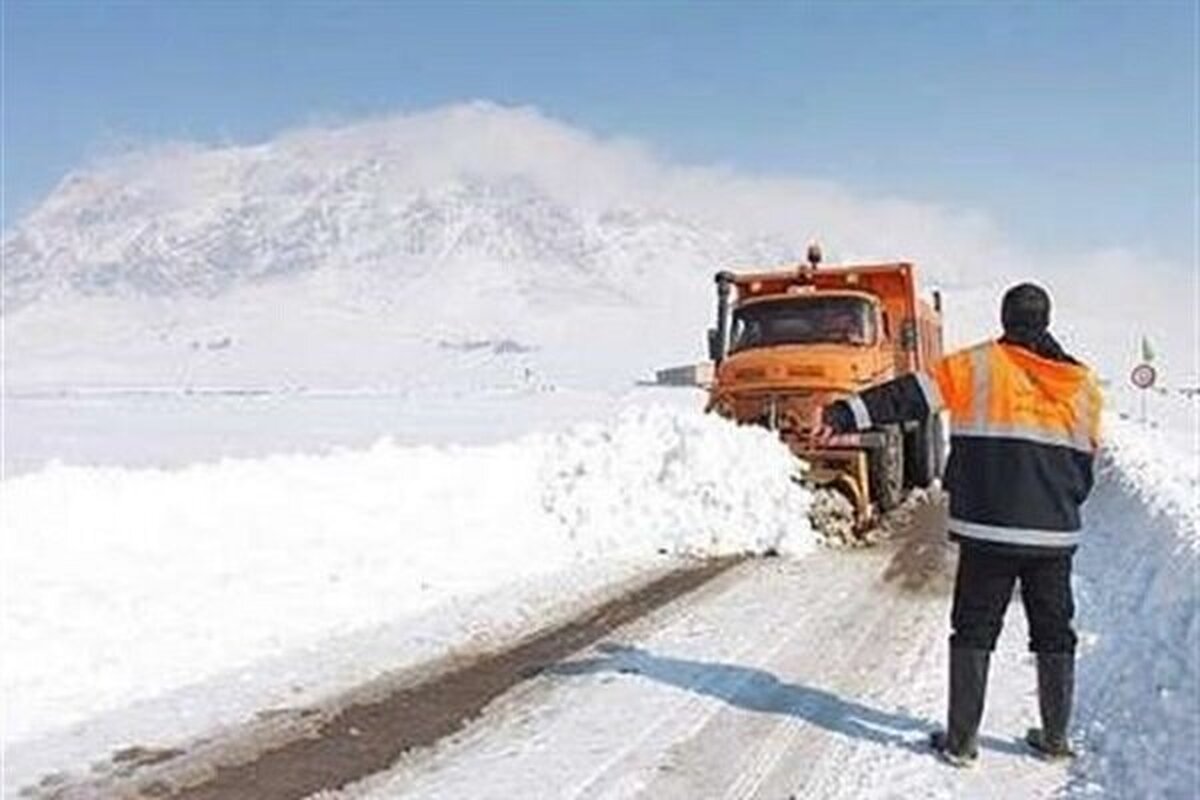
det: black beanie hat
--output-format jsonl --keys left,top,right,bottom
{"left": 1001, "top": 282, "right": 1051, "bottom": 333}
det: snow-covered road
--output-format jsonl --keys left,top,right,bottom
{"left": 330, "top": 450, "right": 1197, "bottom": 800}
{"left": 333, "top": 532, "right": 1069, "bottom": 799}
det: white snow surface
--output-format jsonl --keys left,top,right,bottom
{"left": 1099, "top": 404, "right": 1199, "bottom": 537}
{"left": 1, "top": 405, "right": 814, "bottom": 753}
{"left": 1067, "top": 438, "right": 1198, "bottom": 797}
{"left": 7, "top": 404, "right": 1194, "bottom": 798}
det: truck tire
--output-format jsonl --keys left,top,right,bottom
{"left": 930, "top": 413, "right": 947, "bottom": 480}
{"left": 904, "top": 415, "right": 940, "bottom": 488}
{"left": 871, "top": 425, "right": 905, "bottom": 512}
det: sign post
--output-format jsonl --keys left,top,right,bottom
{"left": 1130, "top": 362, "right": 1157, "bottom": 424}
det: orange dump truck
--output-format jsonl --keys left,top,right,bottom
{"left": 705, "top": 246, "right": 945, "bottom": 528}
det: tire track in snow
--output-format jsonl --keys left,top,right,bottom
{"left": 324, "top": 557, "right": 767, "bottom": 799}
{"left": 624, "top": 496, "right": 950, "bottom": 800}
{"left": 629, "top": 553, "right": 906, "bottom": 800}
{"left": 528, "top": 563, "right": 782, "bottom": 800}
{"left": 335, "top": 558, "right": 849, "bottom": 799}
{"left": 580, "top": 556, "right": 891, "bottom": 800}
{"left": 725, "top": 587, "right": 934, "bottom": 800}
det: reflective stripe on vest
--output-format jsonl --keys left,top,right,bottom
{"left": 949, "top": 517, "right": 1081, "bottom": 548}
{"left": 968, "top": 345, "right": 990, "bottom": 425}
{"left": 951, "top": 422, "right": 1093, "bottom": 454}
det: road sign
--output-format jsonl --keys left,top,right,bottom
{"left": 1131, "top": 363, "right": 1157, "bottom": 390}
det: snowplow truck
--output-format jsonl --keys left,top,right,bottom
{"left": 705, "top": 247, "right": 945, "bottom": 529}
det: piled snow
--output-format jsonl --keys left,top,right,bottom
{"left": 540, "top": 409, "right": 813, "bottom": 559}
{"left": 1097, "top": 406, "right": 1199, "bottom": 537}
{"left": 1067, "top": 413, "right": 1199, "bottom": 796}
{"left": 0, "top": 406, "right": 813, "bottom": 747}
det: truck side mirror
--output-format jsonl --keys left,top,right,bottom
{"left": 901, "top": 319, "right": 918, "bottom": 351}
{"left": 707, "top": 328, "right": 723, "bottom": 362}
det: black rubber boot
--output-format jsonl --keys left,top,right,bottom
{"left": 930, "top": 647, "right": 990, "bottom": 767}
{"left": 1026, "top": 652, "right": 1076, "bottom": 759}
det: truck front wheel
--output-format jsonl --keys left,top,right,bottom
{"left": 870, "top": 425, "right": 905, "bottom": 512}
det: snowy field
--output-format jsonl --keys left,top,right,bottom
{"left": 2, "top": 386, "right": 674, "bottom": 476}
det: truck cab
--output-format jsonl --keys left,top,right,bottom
{"left": 723, "top": 290, "right": 895, "bottom": 395}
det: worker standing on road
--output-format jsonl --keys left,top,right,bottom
{"left": 814, "top": 283, "right": 1102, "bottom": 767}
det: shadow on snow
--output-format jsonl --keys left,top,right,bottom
{"left": 549, "top": 643, "right": 1025, "bottom": 757}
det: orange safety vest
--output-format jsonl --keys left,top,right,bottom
{"left": 924, "top": 340, "right": 1102, "bottom": 549}
{"left": 930, "top": 341, "right": 1101, "bottom": 454}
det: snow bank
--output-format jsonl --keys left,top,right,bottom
{"left": 540, "top": 408, "right": 814, "bottom": 558}
{"left": 1069, "top": 414, "right": 1199, "bottom": 797}
{"left": 1098, "top": 411, "right": 1198, "bottom": 538}
{"left": 1, "top": 406, "right": 813, "bottom": 746}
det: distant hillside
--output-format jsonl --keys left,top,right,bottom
{"left": 3, "top": 103, "right": 1190, "bottom": 389}
{"left": 1, "top": 104, "right": 789, "bottom": 312}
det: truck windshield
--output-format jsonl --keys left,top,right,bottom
{"left": 731, "top": 297, "right": 876, "bottom": 351}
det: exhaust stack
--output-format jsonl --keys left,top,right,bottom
{"left": 806, "top": 242, "right": 823, "bottom": 270}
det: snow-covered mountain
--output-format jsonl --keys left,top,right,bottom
{"left": 2, "top": 105, "right": 805, "bottom": 389}
{"left": 3, "top": 102, "right": 1192, "bottom": 389}
{"left": 3, "top": 163, "right": 780, "bottom": 312}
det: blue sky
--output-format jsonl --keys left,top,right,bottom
{"left": 3, "top": 1, "right": 1195, "bottom": 263}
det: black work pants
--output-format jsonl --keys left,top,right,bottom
{"left": 950, "top": 543, "right": 1077, "bottom": 653}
